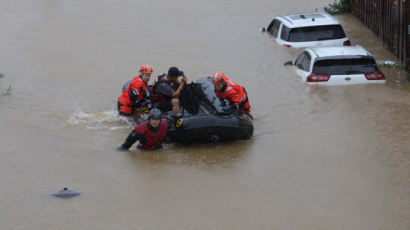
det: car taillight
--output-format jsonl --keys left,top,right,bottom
{"left": 307, "top": 73, "right": 331, "bottom": 82}
{"left": 365, "top": 71, "right": 385, "bottom": 80}
{"left": 343, "top": 40, "right": 351, "bottom": 46}
{"left": 283, "top": 44, "right": 291, "bottom": 48}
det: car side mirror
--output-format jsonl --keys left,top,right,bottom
{"left": 284, "top": 61, "right": 293, "bottom": 66}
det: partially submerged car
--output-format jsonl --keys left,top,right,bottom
{"left": 285, "top": 45, "right": 386, "bottom": 85}
{"left": 263, "top": 12, "right": 350, "bottom": 48}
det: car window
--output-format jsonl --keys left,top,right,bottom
{"left": 280, "top": 25, "right": 290, "bottom": 41}
{"left": 295, "top": 52, "right": 306, "bottom": 70}
{"left": 271, "top": 20, "right": 281, "bottom": 38}
{"left": 301, "top": 52, "right": 311, "bottom": 71}
{"left": 313, "top": 58, "right": 380, "bottom": 75}
{"left": 285, "top": 25, "right": 346, "bottom": 42}
{"left": 267, "top": 19, "right": 275, "bottom": 31}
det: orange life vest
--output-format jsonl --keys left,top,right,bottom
{"left": 215, "top": 76, "right": 251, "bottom": 114}
{"left": 118, "top": 76, "right": 147, "bottom": 114}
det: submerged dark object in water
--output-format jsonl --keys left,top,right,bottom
{"left": 51, "top": 188, "right": 81, "bottom": 198}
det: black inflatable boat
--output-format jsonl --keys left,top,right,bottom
{"left": 122, "top": 77, "right": 253, "bottom": 143}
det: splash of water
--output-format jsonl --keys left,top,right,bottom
{"left": 67, "top": 110, "right": 138, "bottom": 130}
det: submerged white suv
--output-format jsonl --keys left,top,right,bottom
{"left": 287, "top": 45, "right": 385, "bottom": 85}
{"left": 265, "top": 12, "right": 350, "bottom": 48}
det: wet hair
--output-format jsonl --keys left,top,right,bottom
{"left": 168, "top": 67, "right": 182, "bottom": 77}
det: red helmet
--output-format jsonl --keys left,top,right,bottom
{"left": 139, "top": 64, "right": 153, "bottom": 74}
{"left": 212, "top": 71, "right": 225, "bottom": 84}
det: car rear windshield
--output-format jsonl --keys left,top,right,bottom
{"left": 281, "top": 25, "right": 346, "bottom": 42}
{"left": 313, "top": 58, "right": 379, "bottom": 75}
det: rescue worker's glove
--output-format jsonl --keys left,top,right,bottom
{"left": 140, "top": 100, "right": 152, "bottom": 109}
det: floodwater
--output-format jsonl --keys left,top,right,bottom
{"left": 1, "top": 0, "right": 409, "bottom": 229}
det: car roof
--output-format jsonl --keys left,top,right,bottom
{"left": 306, "top": 45, "right": 371, "bottom": 58}
{"left": 277, "top": 12, "right": 340, "bottom": 28}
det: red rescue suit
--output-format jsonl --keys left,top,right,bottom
{"left": 215, "top": 76, "right": 251, "bottom": 114}
{"left": 120, "top": 120, "right": 168, "bottom": 150}
{"left": 118, "top": 76, "right": 147, "bottom": 116}
{"left": 134, "top": 120, "right": 168, "bottom": 150}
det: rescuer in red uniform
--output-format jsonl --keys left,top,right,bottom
{"left": 212, "top": 71, "right": 251, "bottom": 115}
{"left": 117, "top": 108, "right": 168, "bottom": 151}
{"left": 117, "top": 64, "right": 153, "bottom": 117}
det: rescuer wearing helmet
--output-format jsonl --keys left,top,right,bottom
{"left": 150, "top": 67, "right": 187, "bottom": 115}
{"left": 117, "top": 108, "right": 168, "bottom": 151}
{"left": 212, "top": 71, "right": 251, "bottom": 115}
{"left": 117, "top": 64, "right": 153, "bottom": 117}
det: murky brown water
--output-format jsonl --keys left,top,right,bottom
{"left": 1, "top": 0, "right": 409, "bottom": 229}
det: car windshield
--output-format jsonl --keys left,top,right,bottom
{"left": 285, "top": 25, "right": 346, "bottom": 42}
{"left": 313, "top": 58, "right": 379, "bottom": 75}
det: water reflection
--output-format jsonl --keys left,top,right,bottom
{"left": 127, "top": 140, "right": 253, "bottom": 170}
{"left": 307, "top": 85, "right": 330, "bottom": 97}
